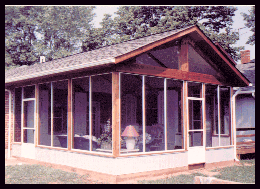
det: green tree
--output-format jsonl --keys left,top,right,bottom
{"left": 241, "top": 6, "right": 255, "bottom": 45}
{"left": 5, "top": 6, "right": 40, "bottom": 66}
{"left": 87, "top": 6, "right": 242, "bottom": 61}
{"left": 5, "top": 6, "right": 95, "bottom": 68}
{"left": 35, "top": 6, "right": 95, "bottom": 61}
{"left": 82, "top": 14, "right": 116, "bottom": 52}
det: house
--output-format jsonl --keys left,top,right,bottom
{"left": 5, "top": 25, "right": 250, "bottom": 181}
{"left": 234, "top": 50, "right": 255, "bottom": 159}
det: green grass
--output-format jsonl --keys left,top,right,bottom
{"left": 137, "top": 173, "right": 208, "bottom": 184}
{"left": 138, "top": 159, "right": 255, "bottom": 184}
{"left": 5, "top": 164, "right": 91, "bottom": 184}
{"left": 210, "top": 159, "right": 255, "bottom": 184}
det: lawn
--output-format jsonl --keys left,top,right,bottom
{"left": 138, "top": 159, "right": 255, "bottom": 184}
{"left": 210, "top": 159, "right": 255, "bottom": 184}
{"left": 5, "top": 164, "right": 97, "bottom": 184}
{"left": 5, "top": 159, "right": 255, "bottom": 184}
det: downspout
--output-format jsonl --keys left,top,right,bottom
{"left": 5, "top": 89, "right": 12, "bottom": 158}
{"left": 232, "top": 87, "right": 242, "bottom": 162}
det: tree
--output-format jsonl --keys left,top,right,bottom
{"left": 242, "top": 6, "right": 255, "bottom": 45}
{"left": 82, "top": 14, "right": 116, "bottom": 52}
{"left": 36, "top": 6, "right": 95, "bottom": 61}
{"left": 5, "top": 6, "right": 39, "bottom": 66}
{"left": 5, "top": 6, "right": 95, "bottom": 68}
{"left": 85, "top": 6, "right": 243, "bottom": 61}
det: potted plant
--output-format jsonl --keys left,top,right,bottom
{"left": 98, "top": 118, "right": 112, "bottom": 150}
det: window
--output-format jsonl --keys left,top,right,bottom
{"left": 120, "top": 73, "right": 183, "bottom": 153}
{"left": 205, "top": 84, "right": 218, "bottom": 147}
{"left": 38, "top": 80, "right": 68, "bottom": 148}
{"left": 72, "top": 74, "right": 112, "bottom": 153}
{"left": 52, "top": 80, "right": 68, "bottom": 148}
{"left": 39, "top": 83, "right": 51, "bottom": 146}
{"left": 72, "top": 77, "right": 90, "bottom": 151}
{"left": 205, "top": 85, "right": 231, "bottom": 147}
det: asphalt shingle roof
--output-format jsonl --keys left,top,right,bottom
{"left": 236, "top": 61, "right": 255, "bottom": 92}
{"left": 5, "top": 25, "right": 194, "bottom": 83}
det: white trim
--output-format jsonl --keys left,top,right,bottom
{"left": 5, "top": 58, "right": 115, "bottom": 83}
{"left": 89, "top": 76, "right": 92, "bottom": 151}
{"left": 164, "top": 78, "right": 167, "bottom": 151}
{"left": 51, "top": 82, "right": 53, "bottom": 147}
{"left": 22, "top": 98, "right": 36, "bottom": 101}
{"left": 217, "top": 85, "right": 221, "bottom": 146}
{"left": 142, "top": 75, "right": 146, "bottom": 152}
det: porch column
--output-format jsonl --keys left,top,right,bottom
{"left": 112, "top": 72, "right": 120, "bottom": 157}
{"left": 182, "top": 81, "right": 188, "bottom": 150}
{"left": 67, "top": 79, "right": 72, "bottom": 150}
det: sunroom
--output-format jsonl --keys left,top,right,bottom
{"left": 5, "top": 25, "right": 250, "bottom": 177}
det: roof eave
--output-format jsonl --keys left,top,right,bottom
{"left": 5, "top": 58, "right": 115, "bottom": 84}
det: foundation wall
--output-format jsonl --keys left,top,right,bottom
{"left": 35, "top": 148, "right": 188, "bottom": 175}
{"left": 11, "top": 145, "right": 235, "bottom": 175}
{"left": 205, "top": 147, "right": 234, "bottom": 163}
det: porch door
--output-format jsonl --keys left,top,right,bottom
{"left": 21, "top": 99, "right": 36, "bottom": 159}
{"left": 187, "top": 98, "right": 205, "bottom": 164}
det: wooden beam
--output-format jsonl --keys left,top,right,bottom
{"left": 112, "top": 72, "right": 120, "bottom": 157}
{"left": 116, "top": 63, "right": 223, "bottom": 85}
{"left": 147, "top": 52, "right": 167, "bottom": 68}
{"left": 194, "top": 28, "right": 250, "bottom": 86}
{"left": 67, "top": 79, "right": 72, "bottom": 150}
{"left": 179, "top": 37, "right": 189, "bottom": 72}
{"left": 114, "top": 26, "right": 198, "bottom": 64}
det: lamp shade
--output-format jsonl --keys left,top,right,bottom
{"left": 121, "top": 125, "right": 139, "bottom": 137}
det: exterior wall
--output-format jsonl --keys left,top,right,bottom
{"left": 11, "top": 144, "right": 235, "bottom": 175}
{"left": 205, "top": 147, "right": 234, "bottom": 163}
{"left": 11, "top": 144, "right": 22, "bottom": 157}
{"left": 5, "top": 91, "right": 14, "bottom": 150}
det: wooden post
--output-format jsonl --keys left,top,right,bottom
{"left": 179, "top": 37, "right": 190, "bottom": 72}
{"left": 67, "top": 79, "right": 72, "bottom": 150}
{"left": 183, "top": 81, "right": 188, "bottom": 150}
{"left": 112, "top": 72, "right": 120, "bottom": 157}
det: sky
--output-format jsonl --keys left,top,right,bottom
{"left": 92, "top": 5, "right": 255, "bottom": 63}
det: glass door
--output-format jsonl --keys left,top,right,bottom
{"left": 21, "top": 85, "right": 36, "bottom": 159}
{"left": 188, "top": 99, "right": 203, "bottom": 147}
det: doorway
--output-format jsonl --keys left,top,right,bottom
{"left": 21, "top": 86, "right": 36, "bottom": 159}
{"left": 187, "top": 97, "right": 205, "bottom": 164}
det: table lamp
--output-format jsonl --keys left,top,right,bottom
{"left": 121, "top": 125, "right": 139, "bottom": 150}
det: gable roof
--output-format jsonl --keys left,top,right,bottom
{"left": 5, "top": 24, "right": 250, "bottom": 87}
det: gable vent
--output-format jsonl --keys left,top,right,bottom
{"left": 40, "top": 56, "right": 45, "bottom": 63}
